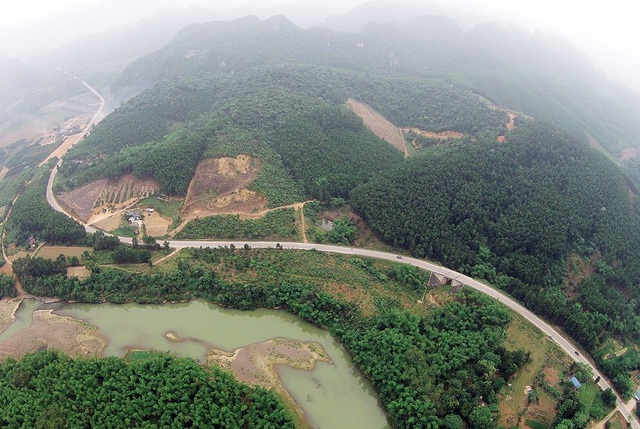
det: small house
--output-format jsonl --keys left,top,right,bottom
{"left": 428, "top": 273, "right": 448, "bottom": 287}
{"left": 451, "top": 279, "right": 464, "bottom": 293}
{"left": 569, "top": 376, "right": 581, "bottom": 390}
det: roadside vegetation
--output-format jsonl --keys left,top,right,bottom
{"left": 175, "top": 209, "right": 298, "bottom": 240}
{"left": 5, "top": 166, "right": 86, "bottom": 247}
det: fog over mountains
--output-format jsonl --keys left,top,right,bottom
{"left": 1, "top": 0, "right": 638, "bottom": 94}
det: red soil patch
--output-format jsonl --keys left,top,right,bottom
{"left": 182, "top": 155, "right": 267, "bottom": 219}
{"left": 346, "top": 99, "right": 407, "bottom": 156}
{"left": 506, "top": 112, "right": 517, "bottom": 131}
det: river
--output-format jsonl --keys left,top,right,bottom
{"left": 1, "top": 298, "right": 388, "bottom": 429}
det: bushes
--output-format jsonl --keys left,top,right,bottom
{"left": 6, "top": 170, "right": 86, "bottom": 246}
{"left": 176, "top": 209, "right": 297, "bottom": 240}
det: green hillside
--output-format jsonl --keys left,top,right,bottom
{"left": 351, "top": 121, "right": 640, "bottom": 396}
{"left": 57, "top": 65, "right": 504, "bottom": 201}
{"left": 113, "top": 15, "right": 640, "bottom": 162}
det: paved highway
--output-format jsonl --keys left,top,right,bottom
{"left": 44, "top": 77, "right": 637, "bottom": 428}
{"left": 46, "top": 72, "right": 105, "bottom": 220}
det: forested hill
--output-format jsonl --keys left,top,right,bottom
{"left": 58, "top": 65, "right": 505, "bottom": 200}
{"left": 113, "top": 15, "right": 640, "bottom": 160}
{"left": 351, "top": 122, "right": 640, "bottom": 386}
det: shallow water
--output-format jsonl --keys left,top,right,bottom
{"left": 52, "top": 300, "right": 389, "bottom": 429}
{"left": 0, "top": 298, "right": 43, "bottom": 341}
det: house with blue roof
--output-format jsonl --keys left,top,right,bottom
{"left": 569, "top": 376, "right": 581, "bottom": 389}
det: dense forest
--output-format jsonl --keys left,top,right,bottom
{"left": 13, "top": 248, "right": 527, "bottom": 428}
{"left": 56, "top": 64, "right": 504, "bottom": 203}
{"left": 0, "top": 273, "right": 16, "bottom": 298}
{"left": 113, "top": 15, "right": 640, "bottom": 161}
{"left": 351, "top": 122, "right": 640, "bottom": 396}
{"left": 5, "top": 167, "right": 86, "bottom": 246}
{"left": 0, "top": 351, "right": 294, "bottom": 428}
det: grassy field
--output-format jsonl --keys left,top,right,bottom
{"left": 36, "top": 245, "right": 91, "bottom": 260}
{"left": 138, "top": 196, "right": 182, "bottom": 222}
{"left": 499, "top": 311, "right": 566, "bottom": 428}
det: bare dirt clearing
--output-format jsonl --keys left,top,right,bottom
{"left": 57, "top": 179, "right": 108, "bottom": 222}
{"left": 63, "top": 174, "right": 161, "bottom": 225}
{"left": 67, "top": 266, "right": 91, "bottom": 280}
{"left": 182, "top": 155, "right": 268, "bottom": 220}
{"left": 90, "top": 212, "right": 124, "bottom": 232}
{"left": 143, "top": 211, "right": 172, "bottom": 237}
{"left": 36, "top": 245, "right": 91, "bottom": 260}
{"left": 0, "top": 310, "right": 106, "bottom": 359}
{"left": 543, "top": 365, "right": 561, "bottom": 386}
{"left": 208, "top": 338, "right": 329, "bottom": 429}
{"left": 346, "top": 98, "right": 407, "bottom": 156}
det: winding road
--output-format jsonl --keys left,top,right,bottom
{"left": 44, "top": 76, "right": 638, "bottom": 428}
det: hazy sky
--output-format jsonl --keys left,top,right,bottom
{"left": 2, "top": 0, "right": 639, "bottom": 93}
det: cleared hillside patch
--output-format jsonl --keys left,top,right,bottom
{"left": 346, "top": 98, "right": 407, "bottom": 156}
{"left": 58, "top": 174, "right": 161, "bottom": 223}
{"left": 182, "top": 155, "right": 268, "bottom": 220}
{"left": 142, "top": 210, "right": 172, "bottom": 237}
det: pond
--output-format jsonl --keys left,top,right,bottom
{"left": 2, "top": 298, "right": 388, "bottom": 429}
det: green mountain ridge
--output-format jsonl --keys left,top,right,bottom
{"left": 112, "top": 15, "right": 640, "bottom": 160}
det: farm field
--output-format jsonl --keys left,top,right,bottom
{"left": 36, "top": 246, "right": 91, "bottom": 260}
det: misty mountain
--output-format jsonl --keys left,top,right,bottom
{"left": 0, "top": 56, "right": 44, "bottom": 111}
{"left": 322, "top": 0, "right": 485, "bottom": 33}
{"left": 113, "top": 14, "right": 640, "bottom": 155}
{"left": 27, "top": 4, "right": 243, "bottom": 85}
